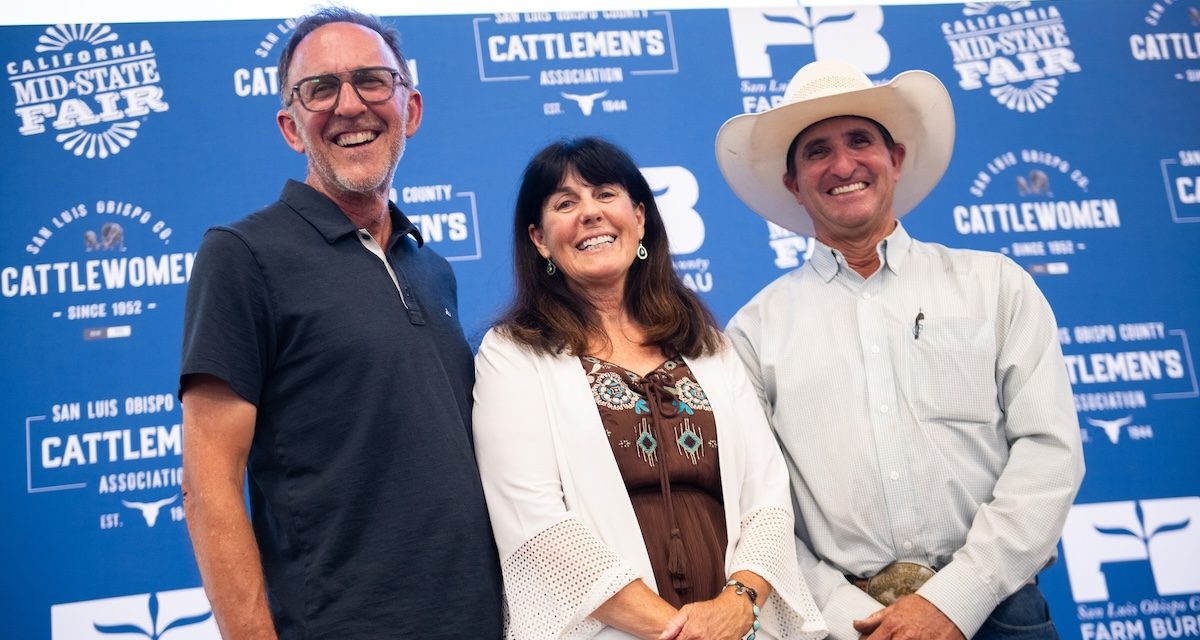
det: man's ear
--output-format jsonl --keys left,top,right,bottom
{"left": 783, "top": 172, "right": 801, "bottom": 203}
{"left": 403, "top": 89, "right": 423, "bottom": 138}
{"left": 890, "top": 142, "right": 907, "bottom": 177}
{"left": 277, "top": 108, "right": 305, "bottom": 154}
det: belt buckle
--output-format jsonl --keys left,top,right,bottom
{"left": 866, "top": 561, "right": 936, "bottom": 606}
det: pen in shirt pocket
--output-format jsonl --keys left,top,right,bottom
{"left": 913, "top": 308, "right": 924, "bottom": 340}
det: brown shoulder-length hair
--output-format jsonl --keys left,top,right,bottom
{"left": 498, "top": 137, "right": 721, "bottom": 358}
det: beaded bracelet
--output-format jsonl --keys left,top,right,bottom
{"left": 724, "top": 579, "right": 762, "bottom": 640}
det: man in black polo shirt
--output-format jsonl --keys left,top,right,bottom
{"left": 179, "top": 8, "right": 503, "bottom": 638}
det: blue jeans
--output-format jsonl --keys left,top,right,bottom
{"left": 972, "top": 584, "right": 1059, "bottom": 640}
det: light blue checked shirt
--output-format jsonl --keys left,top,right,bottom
{"left": 726, "top": 222, "right": 1084, "bottom": 639}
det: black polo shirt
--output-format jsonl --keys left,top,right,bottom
{"left": 181, "top": 180, "right": 502, "bottom": 639}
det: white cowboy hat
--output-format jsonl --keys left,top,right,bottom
{"left": 714, "top": 59, "right": 955, "bottom": 237}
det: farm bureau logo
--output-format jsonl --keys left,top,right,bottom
{"left": 1062, "top": 497, "right": 1200, "bottom": 640}
{"left": 728, "top": 6, "right": 889, "bottom": 113}
{"left": 8, "top": 24, "right": 169, "bottom": 159}
{"left": 642, "top": 165, "right": 713, "bottom": 293}
{"left": 942, "top": 2, "right": 1081, "bottom": 113}
{"left": 51, "top": 588, "right": 218, "bottom": 639}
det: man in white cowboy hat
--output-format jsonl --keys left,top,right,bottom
{"left": 719, "top": 59, "right": 1084, "bottom": 640}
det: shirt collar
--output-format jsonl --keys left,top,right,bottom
{"left": 806, "top": 221, "right": 913, "bottom": 282}
{"left": 280, "top": 179, "right": 424, "bottom": 247}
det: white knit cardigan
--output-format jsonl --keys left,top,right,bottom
{"left": 472, "top": 329, "right": 828, "bottom": 640}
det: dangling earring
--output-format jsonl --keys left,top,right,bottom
{"left": 545, "top": 258, "right": 557, "bottom": 275}
{"left": 636, "top": 242, "right": 648, "bottom": 261}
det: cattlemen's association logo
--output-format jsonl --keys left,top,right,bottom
{"left": 474, "top": 11, "right": 677, "bottom": 117}
{"left": 942, "top": 2, "right": 1081, "bottom": 113}
{"left": 389, "top": 184, "right": 481, "bottom": 261}
{"left": 1058, "top": 320, "right": 1197, "bottom": 439}
{"left": 954, "top": 148, "right": 1116, "bottom": 275}
{"left": 1161, "top": 149, "right": 1200, "bottom": 223}
{"left": 728, "top": 6, "right": 889, "bottom": 114}
{"left": 8, "top": 24, "right": 169, "bottom": 159}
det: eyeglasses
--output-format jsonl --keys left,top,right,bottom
{"left": 288, "top": 66, "right": 407, "bottom": 112}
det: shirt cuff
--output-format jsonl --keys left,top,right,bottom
{"left": 917, "top": 560, "right": 1000, "bottom": 638}
{"left": 821, "top": 583, "right": 885, "bottom": 640}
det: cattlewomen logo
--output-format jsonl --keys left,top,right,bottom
{"left": 231, "top": 17, "right": 298, "bottom": 98}
{"left": 473, "top": 11, "right": 677, "bottom": 117}
{"left": 955, "top": 148, "right": 1114, "bottom": 276}
{"left": 942, "top": 2, "right": 1081, "bottom": 113}
{"left": 8, "top": 24, "right": 169, "bottom": 158}
{"left": 1129, "top": 0, "right": 1200, "bottom": 83}
{"left": 231, "top": 18, "right": 421, "bottom": 100}
{"left": 51, "top": 588, "right": 218, "bottom": 639}
{"left": 1062, "top": 497, "right": 1200, "bottom": 640}
{"left": 3, "top": 199, "right": 192, "bottom": 342}
{"left": 728, "top": 6, "right": 889, "bottom": 113}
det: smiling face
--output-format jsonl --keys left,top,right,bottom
{"left": 276, "top": 22, "right": 422, "bottom": 201}
{"left": 528, "top": 171, "right": 646, "bottom": 299}
{"left": 783, "top": 115, "right": 906, "bottom": 248}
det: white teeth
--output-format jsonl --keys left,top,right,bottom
{"left": 336, "top": 131, "right": 377, "bottom": 147}
{"left": 829, "top": 182, "right": 867, "bottom": 195}
{"left": 577, "top": 235, "right": 615, "bottom": 250}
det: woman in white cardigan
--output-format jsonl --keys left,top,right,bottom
{"left": 473, "top": 137, "right": 826, "bottom": 640}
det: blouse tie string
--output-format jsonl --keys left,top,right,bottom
{"left": 629, "top": 369, "right": 690, "bottom": 596}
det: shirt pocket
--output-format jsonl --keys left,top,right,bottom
{"left": 904, "top": 315, "right": 997, "bottom": 424}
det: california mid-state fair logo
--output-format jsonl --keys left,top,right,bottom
{"left": 942, "top": 2, "right": 1081, "bottom": 113}
{"left": 8, "top": 24, "right": 169, "bottom": 159}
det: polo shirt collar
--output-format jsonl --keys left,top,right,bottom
{"left": 280, "top": 179, "right": 424, "bottom": 247}
{"left": 806, "top": 220, "right": 913, "bottom": 282}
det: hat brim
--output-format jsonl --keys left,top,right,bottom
{"left": 715, "top": 70, "right": 954, "bottom": 237}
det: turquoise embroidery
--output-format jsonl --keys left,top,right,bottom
{"left": 676, "top": 377, "right": 712, "bottom": 412}
{"left": 590, "top": 371, "right": 638, "bottom": 410}
{"left": 675, "top": 418, "right": 704, "bottom": 464}
{"left": 636, "top": 419, "right": 658, "bottom": 467}
{"left": 584, "top": 356, "right": 715, "bottom": 469}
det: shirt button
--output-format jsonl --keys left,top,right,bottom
{"left": 903, "top": 540, "right": 913, "bottom": 551}
{"left": 879, "top": 404, "right": 889, "bottom": 414}
{"left": 871, "top": 345, "right": 881, "bottom": 354}
{"left": 862, "top": 292, "right": 872, "bottom": 300}
{"left": 889, "top": 471, "right": 899, "bottom": 481}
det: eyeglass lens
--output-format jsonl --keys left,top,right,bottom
{"left": 297, "top": 68, "right": 398, "bottom": 111}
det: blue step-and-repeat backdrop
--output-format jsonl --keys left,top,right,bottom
{"left": 2, "top": 1, "right": 1198, "bottom": 638}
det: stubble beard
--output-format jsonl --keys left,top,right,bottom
{"left": 302, "top": 115, "right": 408, "bottom": 197}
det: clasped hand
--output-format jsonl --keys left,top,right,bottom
{"left": 852, "top": 594, "right": 965, "bottom": 640}
{"left": 657, "top": 589, "right": 754, "bottom": 640}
